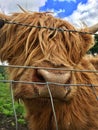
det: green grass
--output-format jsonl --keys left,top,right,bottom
{"left": 0, "top": 73, "right": 26, "bottom": 125}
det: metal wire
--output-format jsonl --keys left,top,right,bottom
{"left": 46, "top": 82, "right": 58, "bottom": 130}
{"left": 0, "top": 64, "right": 98, "bottom": 73}
{"left": 0, "top": 18, "right": 98, "bottom": 36}
{"left": 1, "top": 79, "right": 98, "bottom": 87}
{"left": 10, "top": 81, "right": 18, "bottom": 130}
{"left": 0, "top": 64, "right": 98, "bottom": 130}
{"left": 90, "top": 84, "right": 98, "bottom": 100}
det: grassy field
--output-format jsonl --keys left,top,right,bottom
{"left": 0, "top": 73, "right": 27, "bottom": 129}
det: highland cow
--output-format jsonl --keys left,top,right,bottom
{"left": 0, "top": 11, "right": 98, "bottom": 130}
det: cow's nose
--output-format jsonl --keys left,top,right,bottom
{"left": 37, "top": 69, "right": 71, "bottom": 84}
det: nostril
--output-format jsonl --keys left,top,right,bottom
{"left": 37, "top": 69, "right": 49, "bottom": 82}
{"left": 37, "top": 72, "right": 46, "bottom": 82}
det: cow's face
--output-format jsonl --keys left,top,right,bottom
{"left": 0, "top": 12, "right": 97, "bottom": 102}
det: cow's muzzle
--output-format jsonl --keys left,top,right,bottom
{"left": 33, "top": 69, "right": 72, "bottom": 100}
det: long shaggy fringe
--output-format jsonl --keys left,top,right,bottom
{"left": 0, "top": 12, "right": 94, "bottom": 78}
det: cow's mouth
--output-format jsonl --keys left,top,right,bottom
{"left": 33, "top": 84, "right": 72, "bottom": 102}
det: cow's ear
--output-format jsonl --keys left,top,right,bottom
{"left": 80, "top": 23, "right": 98, "bottom": 51}
{"left": 79, "top": 28, "right": 95, "bottom": 55}
{"left": 0, "top": 13, "right": 10, "bottom": 28}
{"left": 0, "top": 19, "right": 5, "bottom": 28}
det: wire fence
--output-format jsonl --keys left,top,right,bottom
{"left": 0, "top": 18, "right": 98, "bottom": 36}
{"left": 0, "top": 64, "right": 98, "bottom": 130}
{"left": 0, "top": 17, "right": 98, "bottom": 130}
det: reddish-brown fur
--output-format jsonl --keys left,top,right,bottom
{"left": 0, "top": 12, "right": 98, "bottom": 130}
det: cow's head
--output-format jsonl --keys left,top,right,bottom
{"left": 0, "top": 12, "right": 98, "bottom": 102}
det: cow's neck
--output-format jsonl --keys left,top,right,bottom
{"left": 23, "top": 92, "right": 98, "bottom": 130}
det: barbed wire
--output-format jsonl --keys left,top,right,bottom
{"left": 0, "top": 18, "right": 98, "bottom": 36}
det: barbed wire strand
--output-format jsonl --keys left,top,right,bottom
{"left": 10, "top": 81, "right": 18, "bottom": 130}
{"left": 0, "top": 18, "right": 98, "bottom": 36}
{"left": 46, "top": 82, "right": 58, "bottom": 130}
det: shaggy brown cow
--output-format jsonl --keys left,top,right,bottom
{"left": 0, "top": 12, "right": 98, "bottom": 130}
